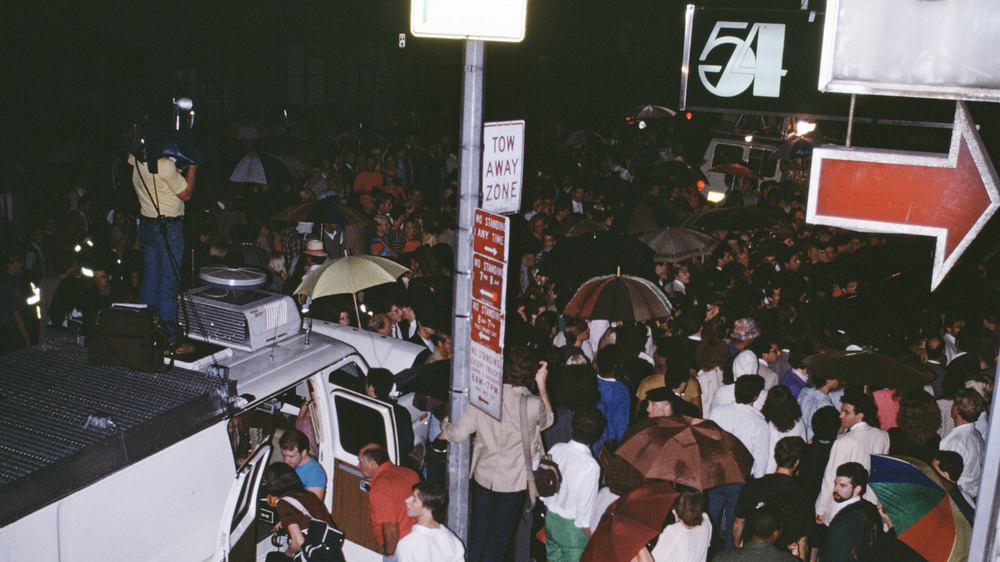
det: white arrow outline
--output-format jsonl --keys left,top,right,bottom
{"left": 807, "top": 102, "right": 1000, "bottom": 290}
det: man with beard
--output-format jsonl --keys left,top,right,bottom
{"left": 818, "top": 462, "right": 882, "bottom": 561}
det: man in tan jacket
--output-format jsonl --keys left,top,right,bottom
{"left": 441, "top": 346, "right": 553, "bottom": 562}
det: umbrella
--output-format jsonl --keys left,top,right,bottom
{"left": 869, "top": 455, "right": 974, "bottom": 562}
{"left": 706, "top": 162, "right": 762, "bottom": 179}
{"left": 626, "top": 104, "right": 677, "bottom": 120}
{"left": 580, "top": 481, "right": 680, "bottom": 562}
{"left": 271, "top": 199, "right": 375, "bottom": 228}
{"left": 614, "top": 416, "right": 753, "bottom": 490}
{"left": 639, "top": 226, "right": 720, "bottom": 263}
{"left": 539, "top": 231, "right": 655, "bottom": 289}
{"left": 649, "top": 160, "right": 708, "bottom": 187}
{"left": 564, "top": 273, "right": 672, "bottom": 324}
{"left": 294, "top": 255, "right": 409, "bottom": 327}
{"left": 227, "top": 120, "right": 272, "bottom": 140}
{"left": 229, "top": 151, "right": 313, "bottom": 185}
{"left": 768, "top": 136, "right": 824, "bottom": 160}
{"left": 683, "top": 207, "right": 784, "bottom": 232}
{"left": 801, "top": 348, "right": 935, "bottom": 390}
{"left": 564, "top": 129, "right": 608, "bottom": 147}
{"left": 555, "top": 219, "right": 607, "bottom": 238}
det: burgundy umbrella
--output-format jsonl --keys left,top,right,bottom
{"left": 614, "top": 416, "right": 753, "bottom": 490}
{"left": 707, "top": 162, "right": 762, "bottom": 179}
{"left": 580, "top": 481, "right": 680, "bottom": 562}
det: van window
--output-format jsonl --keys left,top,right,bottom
{"left": 749, "top": 148, "right": 778, "bottom": 178}
{"left": 334, "top": 394, "right": 389, "bottom": 456}
{"left": 712, "top": 144, "right": 744, "bottom": 167}
{"left": 330, "top": 362, "right": 366, "bottom": 394}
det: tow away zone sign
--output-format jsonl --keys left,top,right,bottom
{"left": 481, "top": 120, "right": 525, "bottom": 215}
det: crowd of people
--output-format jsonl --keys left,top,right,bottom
{"left": 2, "top": 118, "right": 1000, "bottom": 562}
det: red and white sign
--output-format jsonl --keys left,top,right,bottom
{"left": 469, "top": 342, "right": 504, "bottom": 419}
{"left": 471, "top": 299, "right": 503, "bottom": 353}
{"left": 481, "top": 120, "right": 525, "bottom": 215}
{"left": 474, "top": 208, "right": 510, "bottom": 260}
{"left": 807, "top": 102, "right": 1000, "bottom": 290}
{"left": 470, "top": 209, "right": 511, "bottom": 419}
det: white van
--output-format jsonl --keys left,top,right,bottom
{"left": 0, "top": 301, "right": 429, "bottom": 562}
{"left": 699, "top": 137, "right": 782, "bottom": 203}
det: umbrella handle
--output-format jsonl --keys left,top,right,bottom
{"left": 353, "top": 293, "right": 362, "bottom": 329}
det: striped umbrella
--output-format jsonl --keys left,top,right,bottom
{"left": 563, "top": 273, "right": 672, "bottom": 324}
{"left": 869, "top": 455, "right": 974, "bottom": 562}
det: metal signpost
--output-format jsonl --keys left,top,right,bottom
{"left": 409, "top": 0, "right": 527, "bottom": 543}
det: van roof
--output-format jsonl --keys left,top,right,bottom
{"left": 0, "top": 339, "right": 232, "bottom": 526}
{"left": 0, "top": 332, "right": 362, "bottom": 526}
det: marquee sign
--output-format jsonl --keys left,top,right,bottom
{"left": 681, "top": 5, "right": 846, "bottom": 118}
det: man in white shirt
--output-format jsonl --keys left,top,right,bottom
{"left": 397, "top": 481, "right": 465, "bottom": 562}
{"left": 941, "top": 389, "right": 987, "bottom": 502}
{"left": 707, "top": 374, "right": 769, "bottom": 549}
{"left": 815, "top": 390, "right": 889, "bottom": 525}
{"left": 709, "top": 375, "right": 769, "bottom": 479}
{"left": 542, "top": 408, "right": 606, "bottom": 562}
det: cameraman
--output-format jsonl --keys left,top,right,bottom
{"left": 127, "top": 151, "right": 196, "bottom": 355}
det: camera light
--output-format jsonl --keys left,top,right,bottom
{"left": 795, "top": 120, "right": 817, "bottom": 136}
{"left": 81, "top": 267, "right": 94, "bottom": 278}
{"left": 706, "top": 191, "right": 726, "bottom": 203}
{"left": 744, "top": 134, "right": 754, "bottom": 143}
{"left": 638, "top": 120, "right": 647, "bottom": 130}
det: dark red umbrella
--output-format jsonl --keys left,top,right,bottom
{"left": 707, "top": 162, "right": 762, "bottom": 179}
{"left": 614, "top": 416, "right": 753, "bottom": 490}
{"left": 580, "top": 481, "right": 680, "bottom": 562}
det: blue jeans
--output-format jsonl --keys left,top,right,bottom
{"left": 707, "top": 482, "right": 743, "bottom": 549}
{"left": 138, "top": 218, "right": 184, "bottom": 342}
{"left": 469, "top": 480, "right": 526, "bottom": 562}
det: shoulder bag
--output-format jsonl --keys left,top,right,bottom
{"left": 519, "top": 395, "right": 562, "bottom": 503}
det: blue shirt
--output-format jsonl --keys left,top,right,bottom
{"left": 798, "top": 387, "right": 835, "bottom": 441}
{"left": 780, "top": 368, "right": 809, "bottom": 400}
{"left": 295, "top": 457, "right": 328, "bottom": 491}
{"left": 595, "top": 376, "right": 630, "bottom": 455}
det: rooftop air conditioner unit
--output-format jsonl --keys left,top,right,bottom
{"left": 179, "top": 268, "right": 301, "bottom": 351}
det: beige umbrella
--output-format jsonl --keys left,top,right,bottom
{"left": 639, "top": 226, "right": 720, "bottom": 263}
{"left": 294, "top": 255, "right": 409, "bottom": 327}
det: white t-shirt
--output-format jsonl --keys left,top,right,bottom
{"left": 650, "top": 513, "right": 712, "bottom": 562}
{"left": 396, "top": 523, "right": 465, "bottom": 562}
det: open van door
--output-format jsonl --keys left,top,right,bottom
{"left": 216, "top": 441, "right": 272, "bottom": 561}
{"left": 328, "top": 388, "right": 398, "bottom": 558}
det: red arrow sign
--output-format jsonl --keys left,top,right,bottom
{"left": 808, "top": 102, "right": 999, "bottom": 290}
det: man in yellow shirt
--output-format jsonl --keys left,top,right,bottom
{"left": 128, "top": 153, "right": 196, "bottom": 354}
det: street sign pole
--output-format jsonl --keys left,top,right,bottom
{"left": 446, "top": 38, "right": 484, "bottom": 544}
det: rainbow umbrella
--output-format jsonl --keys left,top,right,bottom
{"left": 869, "top": 455, "right": 974, "bottom": 562}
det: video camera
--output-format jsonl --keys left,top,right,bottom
{"left": 131, "top": 97, "right": 207, "bottom": 174}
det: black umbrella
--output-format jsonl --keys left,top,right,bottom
{"left": 802, "top": 349, "right": 935, "bottom": 390}
{"left": 540, "top": 231, "right": 655, "bottom": 290}
{"left": 683, "top": 207, "right": 784, "bottom": 232}
{"left": 768, "top": 136, "right": 825, "bottom": 160}
{"left": 395, "top": 359, "right": 451, "bottom": 401}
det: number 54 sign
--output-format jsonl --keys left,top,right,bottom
{"left": 680, "top": 5, "right": 834, "bottom": 117}
{"left": 698, "top": 21, "right": 787, "bottom": 98}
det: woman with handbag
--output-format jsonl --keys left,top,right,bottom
{"left": 262, "top": 463, "right": 343, "bottom": 562}
{"left": 440, "top": 346, "right": 554, "bottom": 562}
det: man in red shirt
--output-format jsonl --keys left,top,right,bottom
{"left": 360, "top": 443, "right": 421, "bottom": 561}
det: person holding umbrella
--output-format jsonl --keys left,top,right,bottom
{"left": 648, "top": 486, "right": 712, "bottom": 562}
